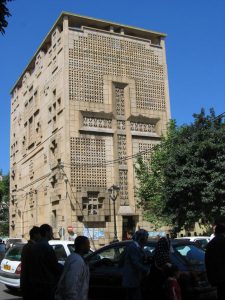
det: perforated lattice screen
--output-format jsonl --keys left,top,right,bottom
{"left": 69, "top": 31, "right": 166, "bottom": 110}
{"left": 130, "top": 122, "right": 156, "bottom": 133}
{"left": 119, "top": 170, "right": 128, "bottom": 204}
{"left": 118, "top": 135, "right": 127, "bottom": 165}
{"left": 139, "top": 142, "right": 155, "bottom": 162}
{"left": 115, "top": 86, "right": 125, "bottom": 116}
{"left": 83, "top": 116, "right": 112, "bottom": 129}
{"left": 70, "top": 137, "right": 106, "bottom": 190}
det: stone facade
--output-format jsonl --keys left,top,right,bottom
{"left": 9, "top": 12, "right": 170, "bottom": 247}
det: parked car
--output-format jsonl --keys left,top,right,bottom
{"left": 175, "top": 236, "right": 211, "bottom": 250}
{"left": 0, "top": 240, "right": 74, "bottom": 290}
{"left": 86, "top": 239, "right": 216, "bottom": 300}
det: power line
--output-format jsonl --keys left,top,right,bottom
{"left": 213, "top": 112, "right": 225, "bottom": 121}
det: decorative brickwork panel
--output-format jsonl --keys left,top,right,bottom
{"left": 130, "top": 122, "right": 156, "bottom": 133}
{"left": 119, "top": 170, "right": 129, "bottom": 205}
{"left": 70, "top": 137, "right": 106, "bottom": 190}
{"left": 83, "top": 117, "right": 112, "bottom": 129}
{"left": 69, "top": 30, "right": 166, "bottom": 110}
{"left": 117, "top": 120, "right": 126, "bottom": 130}
{"left": 138, "top": 142, "right": 155, "bottom": 162}
{"left": 118, "top": 135, "right": 127, "bottom": 165}
{"left": 115, "top": 86, "right": 125, "bottom": 116}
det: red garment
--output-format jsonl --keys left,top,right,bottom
{"left": 167, "top": 277, "right": 182, "bottom": 300}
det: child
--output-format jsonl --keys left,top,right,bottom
{"left": 165, "top": 264, "right": 182, "bottom": 300}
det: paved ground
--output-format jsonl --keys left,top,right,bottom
{"left": 0, "top": 283, "right": 22, "bottom": 300}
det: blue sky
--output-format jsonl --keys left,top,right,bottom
{"left": 0, "top": 0, "right": 225, "bottom": 174}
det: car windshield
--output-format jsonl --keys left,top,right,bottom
{"left": 174, "top": 244, "right": 205, "bottom": 265}
{"left": 5, "top": 245, "right": 24, "bottom": 261}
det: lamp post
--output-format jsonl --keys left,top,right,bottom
{"left": 108, "top": 184, "right": 120, "bottom": 242}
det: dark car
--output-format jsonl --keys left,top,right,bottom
{"left": 86, "top": 240, "right": 216, "bottom": 300}
{"left": 175, "top": 237, "right": 210, "bottom": 250}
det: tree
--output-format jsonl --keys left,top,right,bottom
{"left": 0, "top": 173, "right": 9, "bottom": 235}
{"left": 135, "top": 109, "right": 225, "bottom": 230}
{"left": 0, "top": 0, "right": 13, "bottom": 34}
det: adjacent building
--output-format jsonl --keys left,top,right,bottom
{"left": 10, "top": 12, "right": 170, "bottom": 246}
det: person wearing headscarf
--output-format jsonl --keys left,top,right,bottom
{"left": 154, "top": 236, "right": 171, "bottom": 269}
{"left": 150, "top": 236, "right": 172, "bottom": 299}
{"left": 122, "top": 229, "right": 150, "bottom": 300}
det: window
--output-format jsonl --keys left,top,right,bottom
{"left": 5, "top": 244, "right": 24, "bottom": 261}
{"left": 88, "top": 245, "right": 126, "bottom": 266}
{"left": 68, "top": 244, "right": 75, "bottom": 253}
{"left": 52, "top": 210, "right": 57, "bottom": 228}
{"left": 51, "top": 244, "right": 67, "bottom": 262}
{"left": 174, "top": 245, "right": 205, "bottom": 265}
{"left": 82, "top": 192, "right": 104, "bottom": 215}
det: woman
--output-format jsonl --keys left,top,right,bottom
{"left": 150, "top": 236, "right": 172, "bottom": 300}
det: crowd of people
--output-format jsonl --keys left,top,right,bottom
{"left": 1, "top": 220, "right": 225, "bottom": 300}
{"left": 18, "top": 226, "right": 182, "bottom": 300}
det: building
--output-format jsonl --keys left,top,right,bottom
{"left": 10, "top": 12, "right": 170, "bottom": 246}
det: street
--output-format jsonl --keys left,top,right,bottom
{"left": 0, "top": 283, "right": 22, "bottom": 300}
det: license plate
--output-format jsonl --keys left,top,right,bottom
{"left": 3, "top": 265, "right": 11, "bottom": 271}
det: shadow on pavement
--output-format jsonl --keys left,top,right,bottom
{"left": 2, "top": 288, "right": 22, "bottom": 300}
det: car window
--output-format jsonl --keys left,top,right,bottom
{"left": 194, "top": 239, "right": 208, "bottom": 249}
{"left": 88, "top": 245, "right": 126, "bottom": 266}
{"left": 51, "top": 244, "right": 67, "bottom": 261}
{"left": 174, "top": 244, "right": 205, "bottom": 265}
{"left": 5, "top": 245, "right": 23, "bottom": 261}
{"left": 68, "top": 244, "right": 75, "bottom": 253}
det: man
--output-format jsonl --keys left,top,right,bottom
{"left": 21, "top": 226, "right": 41, "bottom": 300}
{"left": 29, "top": 224, "right": 63, "bottom": 300}
{"left": 205, "top": 223, "right": 225, "bottom": 300}
{"left": 122, "top": 229, "right": 150, "bottom": 300}
{"left": 55, "top": 235, "right": 90, "bottom": 300}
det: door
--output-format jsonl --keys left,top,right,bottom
{"left": 87, "top": 244, "right": 127, "bottom": 299}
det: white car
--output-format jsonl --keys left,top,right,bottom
{"left": 0, "top": 240, "right": 74, "bottom": 290}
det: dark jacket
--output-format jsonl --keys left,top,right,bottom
{"left": 205, "top": 234, "right": 225, "bottom": 286}
{"left": 122, "top": 241, "right": 149, "bottom": 288}
{"left": 21, "top": 240, "right": 35, "bottom": 299}
{"left": 27, "top": 239, "right": 63, "bottom": 300}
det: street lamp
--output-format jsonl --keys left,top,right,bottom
{"left": 108, "top": 184, "right": 120, "bottom": 242}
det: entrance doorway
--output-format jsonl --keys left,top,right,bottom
{"left": 122, "top": 216, "right": 135, "bottom": 240}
